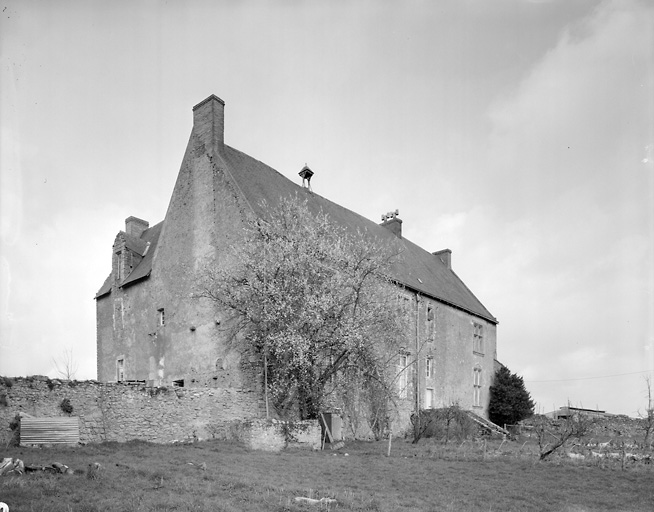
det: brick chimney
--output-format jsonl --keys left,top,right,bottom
{"left": 125, "top": 216, "right": 149, "bottom": 238}
{"left": 192, "top": 94, "right": 225, "bottom": 149}
{"left": 380, "top": 210, "right": 402, "bottom": 238}
{"left": 433, "top": 249, "right": 452, "bottom": 269}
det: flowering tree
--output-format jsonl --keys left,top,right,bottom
{"left": 201, "top": 196, "right": 407, "bottom": 421}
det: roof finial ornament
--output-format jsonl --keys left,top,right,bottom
{"left": 381, "top": 209, "right": 399, "bottom": 222}
{"left": 299, "top": 164, "right": 314, "bottom": 192}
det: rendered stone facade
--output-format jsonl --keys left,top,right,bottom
{"left": 95, "top": 95, "right": 498, "bottom": 432}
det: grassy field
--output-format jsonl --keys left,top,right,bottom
{"left": 1, "top": 438, "right": 652, "bottom": 512}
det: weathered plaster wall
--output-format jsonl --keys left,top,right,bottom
{"left": 397, "top": 289, "right": 497, "bottom": 419}
{"left": 96, "top": 97, "right": 256, "bottom": 389}
{"left": 0, "top": 377, "right": 263, "bottom": 446}
{"left": 94, "top": 95, "right": 498, "bottom": 438}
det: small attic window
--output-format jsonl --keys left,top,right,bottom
{"left": 173, "top": 379, "right": 184, "bottom": 388}
{"left": 116, "top": 251, "right": 123, "bottom": 280}
{"left": 116, "top": 358, "right": 125, "bottom": 382}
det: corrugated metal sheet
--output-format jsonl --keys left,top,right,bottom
{"left": 20, "top": 417, "right": 80, "bottom": 446}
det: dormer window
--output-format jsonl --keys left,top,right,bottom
{"left": 158, "top": 308, "right": 165, "bottom": 326}
{"left": 116, "top": 251, "right": 123, "bottom": 281}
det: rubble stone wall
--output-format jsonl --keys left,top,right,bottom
{"left": 228, "top": 419, "right": 321, "bottom": 451}
{"left": 0, "top": 376, "right": 265, "bottom": 446}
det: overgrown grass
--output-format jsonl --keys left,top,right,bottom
{"left": 1, "top": 438, "right": 652, "bottom": 511}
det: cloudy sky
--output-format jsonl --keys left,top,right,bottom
{"left": 1, "top": 0, "right": 652, "bottom": 417}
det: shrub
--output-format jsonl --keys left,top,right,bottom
{"left": 412, "top": 404, "right": 476, "bottom": 443}
{"left": 60, "top": 398, "right": 74, "bottom": 414}
{"left": 8, "top": 413, "right": 20, "bottom": 446}
{"left": 489, "top": 365, "right": 535, "bottom": 427}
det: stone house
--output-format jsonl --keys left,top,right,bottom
{"left": 95, "top": 95, "right": 498, "bottom": 429}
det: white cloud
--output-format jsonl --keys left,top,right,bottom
{"left": 470, "top": 0, "right": 654, "bottom": 415}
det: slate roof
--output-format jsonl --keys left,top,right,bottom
{"left": 221, "top": 146, "right": 497, "bottom": 323}
{"left": 95, "top": 221, "right": 163, "bottom": 298}
{"left": 96, "top": 142, "right": 496, "bottom": 324}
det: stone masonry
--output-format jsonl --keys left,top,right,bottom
{"left": 0, "top": 376, "right": 263, "bottom": 446}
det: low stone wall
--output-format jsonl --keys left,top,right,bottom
{"left": 229, "top": 419, "right": 321, "bottom": 451}
{"left": 0, "top": 376, "right": 266, "bottom": 446}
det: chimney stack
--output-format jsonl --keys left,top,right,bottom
{"left": 125, "top": 216, "right": 149, "bottom": 238}
{"left": 192, "top": 94, "right": 225, "bottom": 149}
{"left": 433, "top": 249, "right": 452, "bottom": 269}
{"left": 380, "top": 210, "right": 402, "bottom": 238}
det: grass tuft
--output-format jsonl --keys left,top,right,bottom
{"left": 0, "top": 438, "right": 651, "bottom": 511}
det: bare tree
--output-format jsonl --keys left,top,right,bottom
{"left": 53, "top": 347, "right": 79, "bottom": 380}
{"left": 536, "top": 405, "right": 593, "bottom": 461}
{"left": 641, "top": 376, "right": 654, "bottom": 448}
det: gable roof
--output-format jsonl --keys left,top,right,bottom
{"left": 121, "top": 221, "right": 163, "bottom": 287}
{"left": 221, "top": 145, "right": 497, "bottom": 323}
{"left": 96, "top": 98, "right": 496, "bottom": 324}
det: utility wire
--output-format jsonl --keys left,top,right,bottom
{"left": 526, "top": 369, "right": 652, "bottom": 383}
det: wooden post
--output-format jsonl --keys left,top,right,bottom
{"left": 387, "top": 430, "right": 393, "bottom": 457}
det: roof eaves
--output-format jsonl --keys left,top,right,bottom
{"left": 447, "top": 268, "right": 498, "bottom": 323}
{"left": 120, "top": 269, "right": 152, "bottom": 289}
{"left": 94, "top": 273, "right": 113, "bottom": 300}
{"left": 393, "top": 279, "right": 498, "bottom": 324}
{"left": 94, "top": 289, "right": 111, "bottom": 300}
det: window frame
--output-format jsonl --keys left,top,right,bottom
{"left": 473, "top": 322, "right": 484, "bottom": 355}
{"left": 115, "top": 251, "right": 123, "bottom": 281}
{"left": 427, "top": 305, "right": 435, "bottom": 341}
{"left": 397, "top": 354, "right": 409, "bottom": 399}
{"left": 425, "top": 388, "right": 434, "bottom": 409}
{"left": 473, "top": 366, "right": 482, "bottom": 407}
{"left": 116, "top": 357, "right": 125, "bottom": 382}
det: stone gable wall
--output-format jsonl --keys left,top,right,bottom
{"left": 0, "top": 376, "right": 263, "bottom": 446}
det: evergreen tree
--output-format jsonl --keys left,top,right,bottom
{"left": 488, "top": 365, "right": 535, "bottom": 426}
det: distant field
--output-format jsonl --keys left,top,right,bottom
{"left": 1, "top": 438, "right": 652, "bottom": 512}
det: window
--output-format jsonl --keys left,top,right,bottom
{"left": 397, "top": 354, "right": 408, "bottom": 399}
{"left": 473, "top": 323, "right": 484, "bottom": 354}
{"left": 426, "top": 357, "right": 433, "bottom": 378}
{"left": 473, "top": 367, "right": 482, "bottom": 407}
{"left": 158, "top": 308, "right": 165, "bottom": 326}
{"left": 116, "top": 251, "right": 123, "bottom": 280}
{"left": 427, "top": 305, "right": 435, "bottom": 341}
{"left": 425, "top": 388, "right": 434, "bottom": 409}
{"left": 117, "top": 358, "right": 125, "bottom": 382}
{"left": 397, "top": 294, "right": 411, "bottom": 314}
